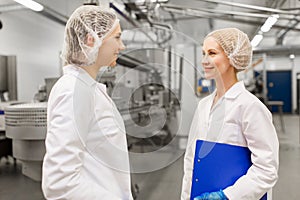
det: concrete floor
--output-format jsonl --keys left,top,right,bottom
{"left": 0, "top": 114, "right": 299, "bottom": 200}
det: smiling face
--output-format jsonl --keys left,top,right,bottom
{"left": 96, "top": 22, "right": 125, "bottom": 67}
{"left": 201, "top": 36, "right": 234, "bottom": 80}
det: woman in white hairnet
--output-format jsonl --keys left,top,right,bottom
{"left": 181, "top": 28, "right": 279, "bottom": 200}
{"left": 42, "top": 5, "right": 133, "bottom": 200}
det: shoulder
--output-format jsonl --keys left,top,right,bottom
{"left": 239, "top": 89, "right": 271, "bottom": 117}
{"left": 240, "top": 89, "right": 266, "bottom": 107}
{"left": 198, "top": 93, "right": 213, "bottom": 106}
{"left": 50, "top": 75, "right": 76, "bottom": 95}
{"left": 48, "top": 75, "right": 93, "bottom": 109}
{"left": 50, "top": 74, "right": 94, "bottom": 97}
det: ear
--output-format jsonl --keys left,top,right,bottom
{"left": 86, "top": 34, "right": 95, "bottom": 47}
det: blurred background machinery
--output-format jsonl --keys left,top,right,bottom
{"left": 2, "top": 0, "right": 300, "bottom": 199}
{"left": 0, "top": 55, "right": 18, "bottom": 165}
{"left": 5, "top": 103, "right": 47, "bottom": 181}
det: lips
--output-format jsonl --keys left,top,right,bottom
{"left": 204, "top": 66, "right": 214, "bottom": 70}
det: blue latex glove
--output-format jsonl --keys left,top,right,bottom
{"left": 194, "top": 190, "right": 228, "bottom": 200}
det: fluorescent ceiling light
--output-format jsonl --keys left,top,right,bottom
{"left": 251, "top": 34, "right": 263, "bottom": 47}
{"left": 13, "top": 0, "right": 44, "bottom": 12}
{"left": 260, "top": 24, "right": 271, "bottom": 33}
{"left": 290, "top": 54, "right": 295, "bottom": 59}
{"left": 260, "top": 14, "right": 279, "bottom": 33}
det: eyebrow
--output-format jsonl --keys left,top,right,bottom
{"left": 202, "top": 48, "right": 218, "bottom": 52}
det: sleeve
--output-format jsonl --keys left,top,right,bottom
{"left": 181, "top": 103, "right": 201, "bottom": 200}
{"left": 42, "top": 88, "right": 122, "bottom": 200}
{"left": 223, "top": 101, "right": 279, "bottom": 200}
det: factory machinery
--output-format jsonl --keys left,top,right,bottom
{"left": 4, "top": 48, "right": 183, "bottom": 183}
{"left": 0, "top": 55, "right": 18, "bottom": 164}
{"left": 4, "top": 2, "right": 186, "bottom": 189}
{"left": 107, "top": 51, "right": 182, "bottom": 153}
{"left": 5, "top": 103, "right": 47, "bottom": 181}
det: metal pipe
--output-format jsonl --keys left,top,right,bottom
{"left": 276, "top": 20, "right": 300, "bottom": 45}
{"left": 168, "top": 47, "right": 172, "bottom": 104}
{"left": 179, "top": 55, "right": 183, "bottom": 102}
{"left": 194, "top": 44, "right": 200, "bottom": 97}
{"left": 276, "top": 5, "right": 300, "bottom": 45}
{"left": 117, "top": 53, "right": 153, "bottom": 72}
{"left": 162, "top": 3, "right": 296, "bottom": 20}
{"left": 40, "top": 6, "right": 68, "bottom": 25}
{"left": 262, "top": 53, "right": 268, "bottom": 103}
{"left": 146, "top": 12, "right": 173, "bottom": 45}
{"left": 7, "top": 56, "right": 18, "bottom": 101}
{"left": 198, "top": 0, "right": 297, "bottom": 15}
{"left": 253, "top": 45, "right": 300, "bottom": 55}
{"left": 0, "top": 4, "right": 25, "bottom": 13}
{"left": 162, "top": 7, "right": 300, "bottom": 32}
{"left": 110, "top": 2, "right": 158, "bottom": 45}
{"left": 0, "top": 3, "right": 68, "bottom": 25}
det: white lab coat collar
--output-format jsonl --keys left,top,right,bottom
{"left": 63, "top": 65, "right": 96, "bottom": 87}
{"left": 210, "top": 81, "right": 245, "bottom": 112}
{"left": 224, "top": 81, "right": 245, "bottom": 99}
{"left": 63, "top": 65, "right": 107, "bottom": 93}
{"left": 211, "top": 81, "right": 245, "bottom": 100}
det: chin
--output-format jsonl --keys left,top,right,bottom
{"left": 109, "top": 63, "right": 116, "bottom": 67}
{"left": 204, "top": 74, "right": 213, "bottom": 80}
{"left": 109, "top": 60, "right": 117, "bottom": 67}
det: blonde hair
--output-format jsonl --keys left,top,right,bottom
{"left": 205, "top": 28, "right": 252, "bottom": 71}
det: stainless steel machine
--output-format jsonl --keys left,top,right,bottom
{"left": 0, "top": 55, "right": 18, "bottom": 163}
{"left": 5, "top": 102, "right": 47, "bottom": 181}
{"left": 99, "top": 49, "right": 183, "bottom": 153}
{"left": 0, "top": 55, "right": 17, "bottom": 102}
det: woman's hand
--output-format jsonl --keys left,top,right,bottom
{"left": 194, "top": 190, "right": 228, "bottom": 200}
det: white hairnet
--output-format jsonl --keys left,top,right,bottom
{"left": 61, "top": 5, "right": 119, "bottom": 66}
{"left": 205, "top": 28, "right": 252, "bottom": 71}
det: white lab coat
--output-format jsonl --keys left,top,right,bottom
{"left": 181, "top": 81, "right": 279, "bottom": 200}
{"left": 42, "top": 65, "right": 133, "bottom": 200}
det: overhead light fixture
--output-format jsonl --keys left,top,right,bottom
{"left": 13, "top": 0, "right": 44, "bottom": 12}
{"left": 251, "top": 34, "right": 263, "bottom": 47}
{"left": 260, "top": 14, "right": 279, "bottom": 33}
{"left": 251, "top": 14, "right": 279, "bottom": 47}
{"left": 136, "top": 0, "right": 168, "bottom": 4}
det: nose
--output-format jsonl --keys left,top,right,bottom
{"left": 119, "top": 39, "right": 126, "bottom": 51}
{"left": 201, "top": 54, "right": 209, "bottom": 66}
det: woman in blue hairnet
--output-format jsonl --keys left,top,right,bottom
{"left": 42, "top": 5, "right": 133, "bottom": 200}
{"left": 181, "top": 28, "right": 279, "bottom": 200}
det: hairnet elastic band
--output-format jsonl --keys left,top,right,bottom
{"left": 100, "top": 19, "right": 120, "bottom": 41}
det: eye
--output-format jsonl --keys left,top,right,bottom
{"left": 209, "top": 51, "right": 216, "bottom": 55}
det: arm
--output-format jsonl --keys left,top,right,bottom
{"left": 223, "top": 101, "right": 279, "bottom": 199}
{"left": 42, "top": 89, "right": 122, "bottom": 200}
{"left": 181, "top": 103, "right": 202, "bottom": 200}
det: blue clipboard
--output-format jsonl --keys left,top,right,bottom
{"left": 190, "top": 140, "right": 267, "bottom": 200}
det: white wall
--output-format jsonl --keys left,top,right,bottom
{"left": 175, "top": 44, "right": 200, "bottom": 136}
{"left": 0, "top": 10, "right": 65, "bottom": 101}
{"left": 0, "top": 0, "right": 84, "bottom": 101}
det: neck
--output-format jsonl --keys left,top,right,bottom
{"left": 215, "top": 72, "right": 238, "bottom": 98}
{"left": 81, "top": 64, "right": 101, "bottom": 80}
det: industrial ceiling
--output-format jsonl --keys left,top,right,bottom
{"left": 1, "top": 0, "right": 300, "bottom": 49}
